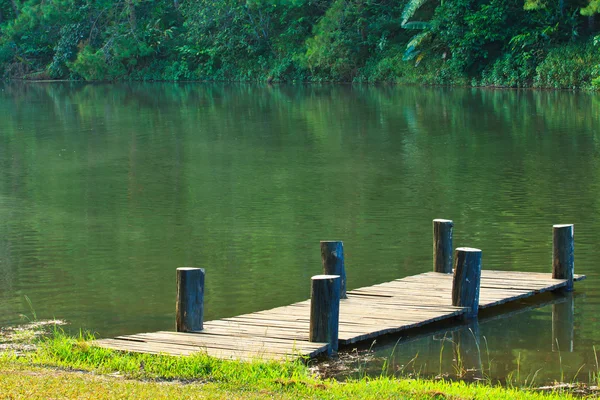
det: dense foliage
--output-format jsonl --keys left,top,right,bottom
{"left": 0, "top": 0, "right": 599, "bottom": 87}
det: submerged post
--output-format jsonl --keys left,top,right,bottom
{"left": 320, "top": 241, "right": 347, "bottom": 299}
{"left": 176, "top": 267, "right": 205, "bottom": 332}
{"left": 452, "top": 247, "right": 482, "bottom": 319}
{"left": 433, "top": 219, "right": 454, "bottom": 273}
{"left": 552, "top": 224, "right": 574, "bottom": 291}
{"left": 309, "top": 275, "right": 341, "bottom": 354}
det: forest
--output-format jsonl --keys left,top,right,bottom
{"left": 0, "top": 0, "right": 600, "bottom": 87}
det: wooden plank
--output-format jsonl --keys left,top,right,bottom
{"left": 150, "top": 332, "right": 323, "bottom": 351}
{"left": 203, "top": 321, "right": 309, "bottom": 335}
{"left": 224, "top": 315, "right": 310, "bottom": 325}
{"left": 94, "top": 338, "right": 289, "bottom": 361}
{"left": 132, "top": 331, "right": 324, "bottom": 350}
{"left": 338, "top": 312, "right": 466, "bottom": 344}
{"left": 255, "top": 302, "right": 463, "bottom": 317}
{"left": 393, "top": 270, "right": 584, "bottom": 284}
{"left": 345, "top": 294, "right": 455, "bottom": 305}
{"left": 200, "top": 328, "right": 311, "bottom": 342}
{"left": 116, "top": 332, "right": 327, "bottom": 357}
{"left": 113, "top": 337, "right": 301, "bottom": 355}
{"left": 204, "top": 321, "right": 311, "bottom": 335}
{"left": 221, "top": 318, "right": 310, "bottom": 330}
{"left": 480, "top": 270, "right": 585, "bottom": 281}
{"left": 341, "top": 305, "right": 464, "bottom": 314}
{"left": 349, "top": 288, "right": 451, "bottom": 297}
{"left": 203, "top": 320, "right": 307, "bottom": 332}
{"left": 109, "top": 335, "right": 324, "bottom": 357}
{"left": 350, "top": 285, "right": 453, "bottom": 292}
{"left": 200, "top": 328, "right": 309, "bottom": 341}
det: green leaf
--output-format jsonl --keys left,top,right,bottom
{"left": 401, "top": 0, "right": 429, "bottom": 25}
{"left": 401, "top": 21, "right": 432, "bottom": 30}
{"left": 406, "top": 31, "right": 431, "bottom": 50}
{"left": 403, "top": 46, "right": 421, "bottom": 61}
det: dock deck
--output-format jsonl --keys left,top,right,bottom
{"left": 94, "top": 270, "right": 585, "bottom": 361}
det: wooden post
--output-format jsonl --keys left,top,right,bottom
{"left": 552, "top": 293, "right": 574, "bottom": 352}
{"left": 552, "top": 224, "right": 574, "bottom": 292}
{"left": 176, "top": 268, "right": 205, "bottom": 332}
{"left": 433, "top": 219, "right": 454, "bottom": 273}
{"left": 309, "top": 274, "right": 341, "bottom": 354}
{"left": 452, "top": 247, "right": 482, "bottom": 319}
{"left": 320, "top": 241, "right": 347, "bottom": 299}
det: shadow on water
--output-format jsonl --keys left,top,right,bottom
{"left": 324, "top": 292, "right": 582, "bottom": 386}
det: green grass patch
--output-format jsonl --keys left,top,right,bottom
{"left": 0, "top": 329, "right": 586, "bottom": 399}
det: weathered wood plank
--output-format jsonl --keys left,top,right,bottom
{"left": 135, "top": 331, "right": 325, "bottom": 350}
{"left": 94, "top": 338, "right": 290, "bottom": 361}
{"left": 117, "top": 332, "right": 327, "bottom": 357}
{"left": 201, "top": 324, "right": 311, "bottom": 339}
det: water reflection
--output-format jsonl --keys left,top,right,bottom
{"left": 552, "top": 293, "right": 574, "bottom": 353}
{"left": 452, "top": 321, "right": 483, "bottom": 380}
{"left": 359, "top": 293, "right": 582, "bottom": 384}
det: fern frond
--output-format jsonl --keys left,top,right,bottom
{"left": 406, "top": 31, "right": 432, "bottom": 50}
{"left": 403, "top": 47, "right": 421, "bottom": 61}
{"left": 401, "top": 0, "right": 429, "bottom": 25}
{"left": 401, "top": 21, "right": 432, "bottom": 30}
{"left": 581, "top": 0, "right": 600, "bottom": 16}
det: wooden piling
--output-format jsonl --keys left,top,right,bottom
{"left": 452, "top": 247, "right": 482, "bottom": 319}
{"left": 552, "top": 224, "right": 574, "bottom": 291}
{"left": 320, "top": 241, "right": 347, "bottom": 299}
{"left": 433, "top": 219, "right": 454, "bottom": 273}
{"left": 176, "top": 268, "right": 205, "bottom": 332}
{"left": 309, "top": 274, "right": 341, "bottom": 354}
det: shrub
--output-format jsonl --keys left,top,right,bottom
{"left": 480, "top": 52, "right": 536, "bottom": 87}
{"left": 534, "top": 41, "right": 600, "bottom": 89}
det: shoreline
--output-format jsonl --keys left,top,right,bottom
{"left": 3, "top": 78, "right": 598, "bottom": 92}
{"left": 0, "top": 322, "right": 597, "bottom": 399}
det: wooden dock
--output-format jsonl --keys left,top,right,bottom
{"left": 94, "top": 221, "right": 584, "bottom": 361}
{"left": 94, "top": 270, "right": 585, "bottom": 360}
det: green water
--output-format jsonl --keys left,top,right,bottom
{"left": 1, "top": 82, "right": 599, "bottom": 384}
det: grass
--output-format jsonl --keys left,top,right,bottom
{"left": 0, "top": 357, "right": 582, "bottom": 400}
{"left": 0, "top": 362, "right": 281, "bottom": 400}
{"left": 0, "top": 328, "right": 588, "bottom": 400}
{"left": 0, "top": 319, "right": 66, "bottom": 353}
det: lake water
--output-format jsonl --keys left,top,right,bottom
{"left": 0, "top": 82, "right": 599, "bottom": 384}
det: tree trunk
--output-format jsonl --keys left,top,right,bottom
{"left": 10, "top": 0, "right": 18, "bottom": 18}
{"left": 127, "top": 0, "right": 136, "bottom": 30}
{"left": 559, "top": 0, "right": 564, "bottom": 16}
